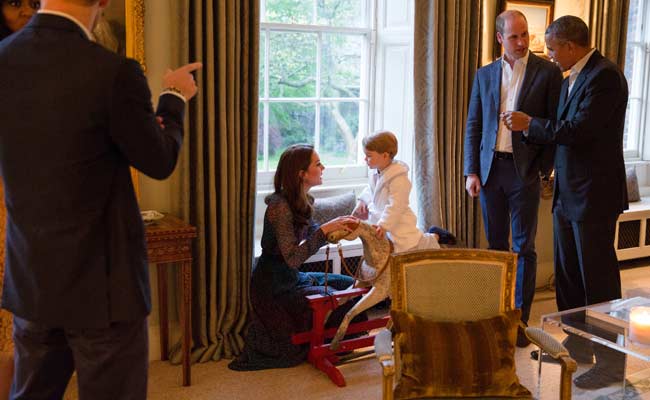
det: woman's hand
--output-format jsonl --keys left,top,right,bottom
{"left": 352, "top": 201, "right": 368, "bottom": 219}
{"left": 373, "top": 224, "right": 385, "bottom": 239}
{"left": 320, "top": 216, "right": 359, "bottom": 235}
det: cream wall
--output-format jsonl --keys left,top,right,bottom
{"left": 138, "top": 0, "right": 182, "bottom": 361}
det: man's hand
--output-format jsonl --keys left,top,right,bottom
{"left": 465, "top": 174, "right": 481, "bottom": 197}
{"left": 352, "top": 201, "right": 368, "bottom": 219}
{"left": 162, "top": 62, "right": 203, "bottom": 100}
{"left": 501, "top": 111, "right": 532, "bottom": 131}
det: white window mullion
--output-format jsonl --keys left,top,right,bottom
{"left": 315, "top": 31, "right": 323, "bottom": 152}
{"left": 263, "top": 101, "right": 270, "bottom": 171}
{"left": 359, "top": 32, "right": 372, "bottom": 163}
{"left": 262, "top": 22, "right": 371, "bottom": 35}
{"left": 263, "top": 27, "right": 271, "bottom": 171}
{"left": 260, "top": 0, "right": 266, "bottom": 22}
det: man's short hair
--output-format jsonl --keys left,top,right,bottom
{"left": 545, "top": 15, "right": 590, "bottom": 47}
{"left": 495, "top": 10, "right": 527, "bottom": 35}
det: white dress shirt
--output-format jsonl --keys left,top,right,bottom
{"left": 496, "top": 51, "right": 530, "bottom": 153}
{"left": 568, "top": 48, "right": 596, "bottom": 95}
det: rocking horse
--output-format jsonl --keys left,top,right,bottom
{"left": 290, "top": 220, "right": 392, "bottom": 387}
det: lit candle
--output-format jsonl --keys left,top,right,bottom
{"left": 629, "top": 306, "right": 650, "bottom": 345}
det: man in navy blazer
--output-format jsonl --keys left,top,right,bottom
{"left": 0, "top": 0, "right": 201, "bottom": 398}
{"left": 505, "top": 16, "right": 628, "bottom": 389}
{"left": 464, "top": 10, "right": 562, "bottom": 346}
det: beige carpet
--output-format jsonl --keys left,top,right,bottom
{"left": 61, "top": 264, "right": 650, "bottom": 400}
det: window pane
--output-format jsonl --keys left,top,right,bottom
{"left": 317, "top": 0, "right": 366, "bottom": 27}
{"left": 265, "top": 0, "right": 313, "bottom": 24}
{"left": 319, "top": 102, "right": 359, "bottom": 166}
{"left": 269, "top": 32, "right": 317, "bottom": 98}
{"left": 269, "top": 102, "right": 316, "bottom": 169}
{"left": 260, "top": 31, "right": 266, "bottom": 98}
{"left": 623, "top": 0, "right": 643, "bottom": 152}
{"left": 321, "top": 34, "right": 363, "bottom": 98}
{"left": 258, "top": 103, "right": 266, "bottom": 170}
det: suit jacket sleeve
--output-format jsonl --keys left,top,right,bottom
{"left": 538, "top": 66, "right": 563, "bottom": 175}
{"left": 109, "top": 58, "right": 185, "bottom": 180}
{"left": 463, "top": 73, "right": 482, "bottom": 176}
{"left": 528, "top": 67, "right": 626, "bottom": 147}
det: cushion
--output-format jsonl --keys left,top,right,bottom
{"left": 312, "top": 191, "right": 356, "bottom": 225}
{"left": 627, "top": 167, "right": 641, "bottom": 202}
{"left": 391, "top": 309, "right": 530, "bottom": 399}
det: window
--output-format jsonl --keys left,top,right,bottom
{"left": 258, "top": 0, "right": 373, "bottom": 187}
{"left": 624, "top": 0, "right": 650, "bottom": 159}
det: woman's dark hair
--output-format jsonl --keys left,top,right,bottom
{"left": 0, "top": 0, "right": 41, "bottom": 41}
{"left": 270, "top": 144, "right": 315, "bottom": 226}
{"left": 0, "top": 0, "right": 12, "bottom": 41}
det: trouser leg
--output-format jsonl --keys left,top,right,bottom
{"left": 10, "top": 316, "right": 74, "bottom": 400}
{"left": 67, "top": 318, "right": 149, "bottom": 400}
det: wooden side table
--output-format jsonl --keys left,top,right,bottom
{"left": 145, "top": 214, "right": 197, "bottom": 386}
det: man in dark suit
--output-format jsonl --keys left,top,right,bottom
{"left": 0, "top": 0, "right": 201, "bottom": 398}
{"left": 504, "top": 15, "right": 629, "bottom": 390}
{"left": 464, "top": 10, "right": 562, "bottom": 347}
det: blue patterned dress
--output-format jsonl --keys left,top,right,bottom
{"left": 229, "top": 193, "right": 356, "bottom": 370}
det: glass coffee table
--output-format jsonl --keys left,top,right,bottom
{"left": 540, "top": 299, "right": 650, "bottom": 399}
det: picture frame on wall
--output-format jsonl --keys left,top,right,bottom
{"left": 495, "top": 0, "right": 555, "bottom": 56}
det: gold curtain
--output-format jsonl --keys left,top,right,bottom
{"left": 168, "top": 0, "right": 258, "bottom": 364}
{"left": 413, "top": 0, "right": 482, "bottom": 247}
{"left": 589, "top": 0, "right": 630, "bottom": 69}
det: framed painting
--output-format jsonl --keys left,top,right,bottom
{"left": 504, "top": 0, "right": 554, "bottom": 54}
{"left": 95, "top": 0, "right": 145, "bottom": 195}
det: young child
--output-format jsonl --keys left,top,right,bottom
{"left": 352, "top": 130, "right": 455, "bottom": 253}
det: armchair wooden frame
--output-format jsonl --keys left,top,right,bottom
{"left": 375, "top": 248, "right": 577, "bottom": 400}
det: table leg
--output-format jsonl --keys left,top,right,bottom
{"left": 156, "top": 263, "right": 169, "bottom": 361}
{"left": 180, "top": 259, "right": 192, "bottom": 386}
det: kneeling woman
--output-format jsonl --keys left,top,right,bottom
{"left": 229, "top": 144, "right": 359, "bottom": 370}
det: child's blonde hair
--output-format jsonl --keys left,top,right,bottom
{"left": 362, "top": 130, "right": 398, "bottom": 158}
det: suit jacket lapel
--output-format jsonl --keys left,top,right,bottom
{"left": 559, "top": 50, "right": 602, "bottom": 117}
{"left": 492, "top": 60, "right": 502, "bottom": 118}
{"left": 515, "top": 53, "right": 539, "bottom": 110}
{"left": 557, "top": 78, "right": 569, "bottom": 117}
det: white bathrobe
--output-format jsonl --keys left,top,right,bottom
{"left": 358, "top": 160, "right": 440, "bottom": 253}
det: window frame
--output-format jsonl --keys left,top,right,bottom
{"left": 626, "top": 0, "right": 650, "bottom": 160}
{"left": 257, "top": 2, "right": 377, "bottom": 190}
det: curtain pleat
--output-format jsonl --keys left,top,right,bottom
{"left": 169, "top": 0, "right": 258, "bottom": 364}
{"left": 589, "top": 0, "right": 629, "bottom": 69}
{"left": 414, "top": 0, "right": 482, "bottom": 247}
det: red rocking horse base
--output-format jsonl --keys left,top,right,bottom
{"left": 290, "top": 287, "right": 390, "bottom": 387}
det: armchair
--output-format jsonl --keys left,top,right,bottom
{"left": 375, "top": 248, "right": 576, "bottom": 400}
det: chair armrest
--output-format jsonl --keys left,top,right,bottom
{"left": 526, "top": 327, "right": 577, "bottom": 400}
{"left": 525, "top": 327, "right": 574, "bottom": 364}
{"left": 374, "top": 328, "right": 394, "bottom": 375}
{"left": 375, "top": 329, "right": 394, "bottom": 400}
